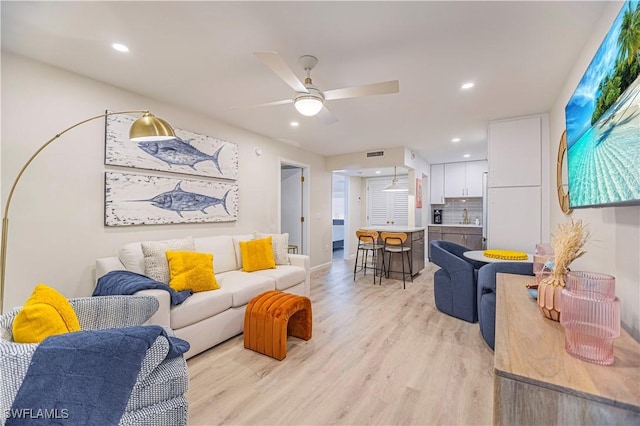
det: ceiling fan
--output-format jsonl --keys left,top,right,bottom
{"left": 238, "top": 51, "right": 399, "bottom": 123}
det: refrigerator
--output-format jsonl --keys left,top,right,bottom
{"left": 482, "top": 172, "right": 488, "bottom": 249}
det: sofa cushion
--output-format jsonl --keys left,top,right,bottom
{"left": 254, "top": 232, "right": 290, "bottom": 265}
{"left": 231, "top": 234, "right": 254, "bottom": 270}
{"left": 141, "top": 237, "right": 195, "bottom": 284}
{"left": 119, "top": 242, "right": 145, "bottom": 274}
{"left": 215, "top": 271, "right": 275, "bottom": 307}
{"left": 252, "top": 265, "right": 306, "bottom": 291}
{"left": 239, "top": 237, "right": 276, "bottom": 272}
{"left": 166, "top": 251, "right": 219, "bottom": 293}
{"left": 170, "top": 288, "right": 233, "bottom": 329}
{"left": 12, "top": 284, "right": 81, "bottom": 343}
{"left": 194, "top": 236, "right": 237, "bottom": 273}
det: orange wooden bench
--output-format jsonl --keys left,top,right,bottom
{"left": 244, "top": 290, "right": 312, "bottom": 360}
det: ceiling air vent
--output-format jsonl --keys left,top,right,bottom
{"left": 366, "top": 150, "right": 385, "bottom": 158}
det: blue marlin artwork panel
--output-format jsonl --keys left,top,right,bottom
{"left": 105, "top": 113, "right": 238, "bottom": 180}
{"left": 105, "top": 171, "right": 238, "bottom": 226}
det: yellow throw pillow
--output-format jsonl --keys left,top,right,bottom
{"left": 240, "top": 237, "right": 276, "bottom": 272}
{"left": 166, "top": 251, "right": 220, "bottom": 292}
{"left": 12, "top": 284, "right": 81, "bottom": 344}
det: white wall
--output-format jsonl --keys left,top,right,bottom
{"left": 1, "top": 53, "right": 332, "bottom": 311}
{"left": 548, "top": 1, "right": 639, "bottom": 341}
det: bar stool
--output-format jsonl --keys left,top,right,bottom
{"left": 353, "top": 230, "right": 384, "bottom": 285}
{"left": 380, "top": 232, "right": 412, "bottom": 289}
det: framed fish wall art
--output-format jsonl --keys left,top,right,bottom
{"left": 105, "top": 171, "right": 239, "bottom": 226}
{"left": 105, "top": 112, "right": 239, "bottom": 180}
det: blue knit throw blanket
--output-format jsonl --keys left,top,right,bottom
{"left": 6, "top": 326, "right": 189, "bottom": 425}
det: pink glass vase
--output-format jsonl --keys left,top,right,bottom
{"left": 533, "top": 242, "right": 554, "bottom": 285}
{"left": 560, "top": 271, "right": 620, "bottom": 365}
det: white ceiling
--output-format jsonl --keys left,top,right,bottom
{"left": 1, "top": 1, "right": 608, "bottom": 166}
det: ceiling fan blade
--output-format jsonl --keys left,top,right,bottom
{"left": 318, "top": 106, "right": 338, "bottom": 125}
{"left": 231, "top": 99, "right": 293, "bottom": 110}
{"left": 255, "top": 52, "right": 309, "bottom": 94}
{"left": 323, "top": 80, "right": 399, "bottom": 101}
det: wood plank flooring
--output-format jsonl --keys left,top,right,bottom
{"left": 187, "top": 257, "right": 495, "bottom": 425}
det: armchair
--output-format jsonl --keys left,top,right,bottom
{"left": 0, "top": 295, "right": 188, "bottom": 426}
{"left": 477, "top": 262, "right": 534, "bottom": 349}
{"left": 430, "top": 240, "right": 486, "bottom": 323}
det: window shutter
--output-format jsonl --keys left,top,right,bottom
{"left": 367, "top": 178, "right": 391, "bottom": 226}
{"left": 366, "top": 177, "right": 409, "bottom": 226}
{"left": 392, "top": 177, "right": 409, "bottom": 226}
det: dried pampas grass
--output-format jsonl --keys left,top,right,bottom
{"left": 551, "top": 218, "right": 589, "bottom": 285}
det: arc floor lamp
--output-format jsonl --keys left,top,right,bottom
{"left": 0, "top": 110, "right": 176, "bottom": 312}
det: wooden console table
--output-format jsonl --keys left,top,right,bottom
{"left": 494, "top": 273, "right": 640, "bottom": 425}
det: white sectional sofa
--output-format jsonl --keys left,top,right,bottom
{"left": 96, "top": 234, "right": 310, "bottom": 359}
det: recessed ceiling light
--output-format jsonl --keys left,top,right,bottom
{"left": 463, "top": 154, "right": 471, "bottom": 158}
{"left": 452, "top": 138, "right": 461, "bottom": 143}
{"left": 461, "top": 82, "right": 474, "bottom": 90}
{"left": 290, "top": 121, "right": 299, "bottom": 127}
{"left": 375, "top": 170, "right": 381, "bottom": 174}
{"left": 112, "top": 43, "right": 129, "bottom": 53}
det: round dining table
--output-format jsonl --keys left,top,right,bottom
{"left": 463, "top": 250, "right": 533, "bottom": 263}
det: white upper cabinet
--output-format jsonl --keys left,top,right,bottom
{"left": 488, "top": 116, "right": 541, "bottom": 187}
{"left": 430, "top": 163, "right": 445, "bottom": 204}
{"left": 465, "top": 160, "right": 488, "bottom": 196}
{"left": 444, "top": 160, "right": 487, "bottom": 197}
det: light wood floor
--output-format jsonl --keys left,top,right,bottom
{"left": 187, "top": 256, "right": 495, "bottom": 425}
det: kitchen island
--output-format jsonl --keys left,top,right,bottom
{"left": 361, "top": 226, "right": 425, "bottom": 280}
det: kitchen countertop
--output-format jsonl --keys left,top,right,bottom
{"left": 361, "top": 226, "right": 426, "bottom": 232}
{"left": 428, "top": 224, "right": 483, "bottom": 228}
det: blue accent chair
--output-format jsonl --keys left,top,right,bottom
{"left": 430, "top": 240, "right": 486, "bottom": 323}
{"left": 477, "top": 262, "right": 534, "bottom": 349}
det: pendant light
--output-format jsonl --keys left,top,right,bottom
{"left": 382, "top": 166, "right": 408, "bottom": 192}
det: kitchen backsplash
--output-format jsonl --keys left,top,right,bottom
{"left": 434, "top": 198, "right": 483, "bottom": 225}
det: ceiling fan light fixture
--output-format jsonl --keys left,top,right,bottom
{"left": 294, "top": 96, "right": 323, "bottom": 116}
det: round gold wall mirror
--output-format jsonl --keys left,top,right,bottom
{"left": 557, "top": 130, "right": 572, "bottom": 214}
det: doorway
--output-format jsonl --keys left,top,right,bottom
{"left": 332, "top": 173, "right": 347, "bottom": 260}
{"left": 279, "top": 160, "right": 310, "bottom": 255}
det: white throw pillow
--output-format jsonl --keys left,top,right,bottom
{"left": 141, "top": 237, "right": 195, "bottom": 283}
{"left": 253, "top": 232, "right": 290, "bottom": 265}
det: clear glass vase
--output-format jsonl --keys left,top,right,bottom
{"left": 560, "top": 271, "right": 620, "bottom": 365}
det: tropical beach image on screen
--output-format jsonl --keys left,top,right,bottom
{"left": 565, "top": 0, "right": 640, "bottom": 208}
{"left": 105, "top": 113, "right": 239, "bottom": 180}
{"left": 105, "top": 171, "right": 239, "bottom": 226}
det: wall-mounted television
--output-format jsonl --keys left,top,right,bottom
{"left": 565, "top": 0, "right": 640, "bottom": 209}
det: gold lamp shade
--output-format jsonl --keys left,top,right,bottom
{"left": 1, "top": 109, "right": 175, "bottom": 313}
{"left": 129, "top": 112, "right": 176, "bottom": 142}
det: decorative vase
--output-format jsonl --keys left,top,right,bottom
{"left": 537, "top": 274, "right": 565, "bottom": 321}
{"left": 560, "top": 271, "right": 620, "bottom": 365}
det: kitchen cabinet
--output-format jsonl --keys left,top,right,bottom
{"left": 411, "top": 230, "right": 425, "bottom": 276}
{"left": 428, "top": 225, "right": 483, "bottom": 260}
{"left": 444, "top": 160, "right": 487, "bottom": 197}
{"left": 441, "top": 226, "right": 483, "bottom": 250}
{"left": 430, "top": 164, "right": 445, "bottom": 204}
{"left": 488, "top": 116, "right": 541, "bottom": 188}
{"left": 427, "top": 226, "right": 442, "bottom": 260}
{"left": 362, "top": 227, "right": 425, "bottom": 278}
{"left": 487, "top": 115, "right": 546, "bottom": 252}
